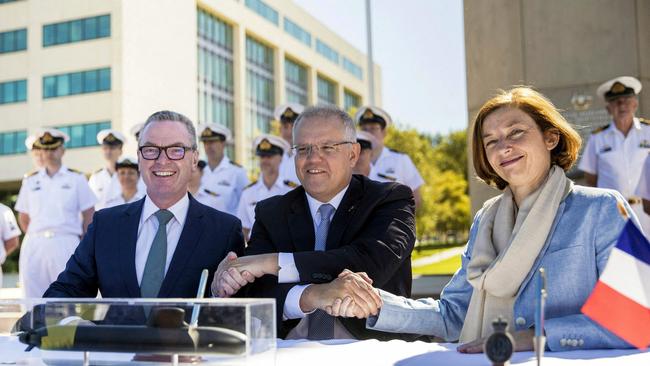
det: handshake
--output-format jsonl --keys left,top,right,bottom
{"left": 210, "top": 252, "right": 383, "bottom": 319}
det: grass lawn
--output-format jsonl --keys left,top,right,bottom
{"left": 412, "top": 255, "right": 461, "bottom": 275}
{"left": 410, "top": 248, "right": 450, "bottom": 261}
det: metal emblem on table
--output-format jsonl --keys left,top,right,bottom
{"left": 484, "top": 316, "right": 514, "bottom": 366}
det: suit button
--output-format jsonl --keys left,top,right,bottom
{"left": 570, "top": 339, "right": 578, "bottom": 347}
{"left": 578, "top": 339, "right": 584, "bottom": 346}
{"left": 515, "top": 317, "right": 526, "bottom": 326}
{"left": 560, "top": 338, "right": 567, "bottom": 346}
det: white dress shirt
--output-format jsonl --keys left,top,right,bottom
{"left": 236, "top": 177, "right": 294, "bottom": 230}
{"left": 369, "top": 147, "right": 424, "bottom": 191}
{"left": 134, "top": 194, "right": 189, "bottom": 285}
{"left": 279, "top": 151, "right": 300, "bottom": 185}
{"left": 579, "top": 118, "right": 650, "bottom": 234}
{"left": 200, "top": 156, "right": 249, "bottom": 215}
{"left": 14, "top": 165, "right": 97, "bottom": 236}
{"left": 280, "top": 186, "right": 349, "bottom": 319}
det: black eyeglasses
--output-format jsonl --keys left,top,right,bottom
{"left": 139, "top": 145, "right": 195, "bottom": 160}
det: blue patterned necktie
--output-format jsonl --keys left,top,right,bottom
{"left": 308, "top": 203, "right": 335, "bottom": 340}
{"left": 140, "top": 209, "right": 174, "bottom": 298}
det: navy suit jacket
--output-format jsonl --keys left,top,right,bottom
{"left": 244, "top": 174, "right": 416, "bottom": 340}
{"left": 44, "top": 194, "right": 245, "bottom": 298}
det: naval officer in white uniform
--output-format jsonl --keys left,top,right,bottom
{"left": 579, "top": 76, "right": 650, "bottom": 235}
{"left": 15, "top": 129, "right": 96, "bottom": 297}
{"left": 0, "top": 203, "right": 21, "bottom": 288}
{"left": 236, "top": 135, "right": 295, "bottom": 241}
{"left": 88, "top": 129, "right": 126, "bottom": 210}
{"left": 101, "top": 157, "right": 144, "bottom": 208}
{"left": 355, "top": 106, "right": 424, "bottom": 211}
{"left": 275, "top": 103, "right": 304, "bottom": 185}
{"left": 197, "top": 123, "right": 249, "bottom": 215}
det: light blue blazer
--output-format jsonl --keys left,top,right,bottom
{"left": 368, "top": 185, "right": 637, "bottom": 351}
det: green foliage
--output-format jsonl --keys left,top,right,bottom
{"left": 384, "top": 126, "right": 470, "bottom": 240}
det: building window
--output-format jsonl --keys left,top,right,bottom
{"left": 197, "top": 8, "right": 235, "bottom": 152}
{"left": 43, "top": 14, "right": 110, "bottom": 47}
{"left": 344, "top": 90, "right": 361, "bottom": 112}
{"left": 0, "top": 130, "right": 27, "bottom": 155}
{"left": 56, "top": 121, "right": 111, "bottom": 149}
{"left": 283, "top": 18, "right": 311, "bottom": 47}
{"left": 0, "top": 79, "right": 27, "bottom": 104}
{"left": 343, "top": 57, "right": 363, "bottom": 80}
{"left": 317, "top": 76, "right": 336, "bottom": 105}
{"left": 316, "top": 39, "right": 339, "bottom": 64}
{"left": 0, "top": 28, "right": 27, "bottom": 54}
{"left": 43, "top": 68, "right": 110, "bottom": 98}
{"left": 285, "top": 58, "right": 308, "bottom": 105}
{"left": 245, "top": 0, "right": 278, "bottom": 25}
{"left": 246, "top": 37, "right": 274, "bottom": 164}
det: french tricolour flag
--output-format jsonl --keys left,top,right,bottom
{"left": 582, "top": 220, "right": 650, "bottom": 350}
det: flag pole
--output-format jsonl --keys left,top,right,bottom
{"left": 365, "top": 0, "right": 375, "bottom": 105}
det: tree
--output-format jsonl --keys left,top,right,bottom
{"left": 384, "top": 126, "right": 470, "bottom": 241}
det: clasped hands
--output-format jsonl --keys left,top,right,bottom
{"left": 210, "top": 252, "right": 382, "bottom": 318}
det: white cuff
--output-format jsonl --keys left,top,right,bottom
{"left": 283, "top": 284, "right": 314, "bottom": 320}
{"left": 278, "top": 252, "right": 300, "bottom": 283}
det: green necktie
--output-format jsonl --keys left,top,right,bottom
{"left": 140, "top": 209, "right": 174, "bottom": 298}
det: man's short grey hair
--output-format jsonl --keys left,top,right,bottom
{"left": 139, "top": 110, "right": 197, "bottom": 149}
{"left": 292, "top": 105, "right": 357, "bottom": 145}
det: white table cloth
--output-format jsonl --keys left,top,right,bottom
{"left": 1, "top": 336, "right": 648, "bottom": 365}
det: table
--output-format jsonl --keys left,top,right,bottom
{"left": 1, "top": 336, "right": 648, "bottom": 365}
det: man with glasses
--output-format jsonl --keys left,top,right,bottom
{"left": 579, "top": 76, "right": 650, "bottom": 235}
{"left": 45, "top": 110, "right": 245, "bottom": 299}
{"left": 212, "top": 105, "right": 416, "bottom": 341}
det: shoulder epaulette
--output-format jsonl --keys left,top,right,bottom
{"left": 244, "top": 180, "right": 257, "bottom": 189}
{"left": 283, "top": 179, "right": 298, "bottom": 188}
{"left": 24, "top": 170, "right": 38, "bottom": 178}
{"left": 591, "top": 124, "right": 610, "bottom": 134}
{"left": 230, "top": 161, "right": 243, "bottom": 168}
{"left": 639, "top": 117, "right": 649, "bottom": 126}
{"left": 203, "top": 189, "right": 219, "bottom": 197}
{"left": 377, "top": 173, "right": 397, "bottom": 181}
{"left": 67, "top": 168, "right": 84, "bottom": 174}
{"left": 388, "top": 147, "right": 404, "bottom": 154}
{"left": 93, "top": 168, "right": 103, "bottom": 174}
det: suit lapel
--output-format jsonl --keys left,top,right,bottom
{"left": 326, "top": 177, "right": 363, "bottom": 250}
{"left": 119, "top": 198, "right": 145, "bottom": 297}
{"left": 158, "top": 196, "right": 205, "bottom": 297}
{"left": 288, "top": 188, "right": 316, "bottom": 252}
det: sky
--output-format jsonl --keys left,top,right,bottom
{"left": 293, "top": 0, "right": 468, "bottom": 136}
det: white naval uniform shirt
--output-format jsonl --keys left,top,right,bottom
{"left": 14, "top": 166, "right": 97, "bottom": 236}
{"left": 102, "top": 192, "right": 145, "bottom": 209}
{"left": 369, "top": 147, "right": 424, "bottom": 191}
{"left": 235, "top": 178, "right": 294, "bottom": 230}
{"left": 90, "top": 168, "right": 147, "bottom": 210}
{"left": 579, "top": 118, "right": 650, "bottom": 234}
{"left": 279, "top": 151, "right": 299, "bottom": 185}
{"left": 135, "top": 194, "right": 189, "bottom": 285}
{"left": 200, "top": 157, "right": 249, "bottom": 215}
{"left": 88, "top": 168, "right": 120, "bottom": 210}
{"left": 0, "top": 203, "right": 21, "bottom": 287}
{"left": 636, "top": 154, "right": 650, "bottom": 202}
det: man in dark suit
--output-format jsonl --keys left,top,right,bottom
{"left": 212, "top": 105, "right": 416, "bottom": 340}
{"left": 45, "top": 110, "right": 244, "bottom": 298}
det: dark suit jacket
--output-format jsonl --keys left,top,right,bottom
{"left": 44, "top": 194, "right": 245, "bottom": 298}
{"left": 244, "top": 174, "right": 416, "bottom": 340}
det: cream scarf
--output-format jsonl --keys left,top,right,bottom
{"left": 459, "top": 165, "right": 572, "bottom": 342}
